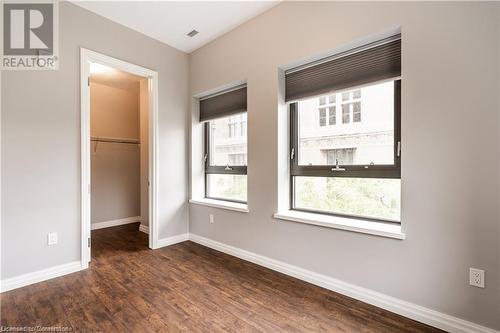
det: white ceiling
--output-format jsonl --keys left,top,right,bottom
{"left": 72, "top": 1, "right": 279, "bottom": 53}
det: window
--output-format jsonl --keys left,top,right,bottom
{"left": 319, "top": 108, "right": 327, "bottom": 126}
{"left": 285, "top": 34, "right": 401, "bottom": 222}
{"left": 341, "top": 90, "right": 362, "bottom": 124}
{"left": 328, "top": 107, "right": 336, "bottom": 125}
{"left": 318, "top": 95, "right": 336, "bottom": 127}
{"left": 200, "top": 85, "right": 247, "bottom": 203}
{"left": 342, "top": 104, "right": 350, "bottom": 124}
{"left": 205, "top": 113, "right": 247, "bottom": 203}
{"left": 228, "top": 114, "right": 247, "bottom": 138}
{"left": 353, "top": 102, "right": 361, "bottom": 122}
{"left": 325, "top": 148, "right": 354, "bottom": 165}
{"left": 290, "top": 80, "right": 401, "bottom": 222}
{"left": 228, "top": 153, "right": 247, "bottom": 165}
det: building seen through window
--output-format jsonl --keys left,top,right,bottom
{"left": 206, "top": 112, "right": 247, "bottom": 202}
{"left": 293, "top": 80, "right": 400, "bottom": 221}
{"left": 300, "top": 82, "right": 394, "bottom": 167}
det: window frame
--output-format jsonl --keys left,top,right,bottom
{"left": 204, "top": 118, "right": 248, "bottom": 204}
{"left": 289, "top": 80, "right": 401, "bottom": 223}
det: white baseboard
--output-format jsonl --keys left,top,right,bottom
{"left": 91, "top": 216, "right": 141, "bottom": 230}
{"left": 0, "top": 231, "right": 187, "bottom": 292}
{"left": 139, "top": 224, "right": 149, "bottom": 234}
{"left": 157, "top": 233, "right": 189, "bottom": 248}
{"left": 188, "top": 234, "right": 498, "bottom": 333}
{"left": 1, "top": 261, "right": 83, "bottom": 293}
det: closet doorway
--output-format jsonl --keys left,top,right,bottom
{"left": 80, "top": 49, "right": 159, "bottom": 267}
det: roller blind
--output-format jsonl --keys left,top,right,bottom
{"left": 285, "top": 35, "right": 401, "bottom": 102}
{"left": 199, "top": 85, "right": 247, "bottom": 122}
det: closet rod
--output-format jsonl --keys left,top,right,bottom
{"left": 90, "top": 137, "right": 140, "bottom": 144}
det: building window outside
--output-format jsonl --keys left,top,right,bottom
{"left": 228, "top": 113, "right": 247, "bottom": 138}
{"left": 318, "top": 94, "right": 337, "bottom": 127}
{"left": 342, "top": 104, "right": 350, "bottom": 124}
{"left": 228, "top": 153, "right": 247, "bottom": 166}
{"left": 319, "top": 108, "right": 327, "bottom": 126}
{"left": 353, "top": 102, "right": 361, "bottom": 122}
{"left": 325, "top": 148, "right": 355, "bottom": 165}
{"left": 328, "top": 107, "right": 336, "bottom": 125}
{"left": 318, "top": 91, "right": 361, "bottom": 126}
{"left": 342, "top": 90, "right": 361, "bottom": 124}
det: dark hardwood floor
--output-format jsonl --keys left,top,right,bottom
{"left": 1, "top": 223, "right": 444, "bottom": 332}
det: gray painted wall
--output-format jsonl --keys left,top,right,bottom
{"left": 189, "top": 2, "right": 500, "bottom": 330}
{"left": 1, "top": 2, "right": 189, "bottom": 279}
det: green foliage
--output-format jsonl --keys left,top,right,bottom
{"left": 295, "top": 177, "right": 400, "bottom": 220}
{"left": 212, "top": 175, "right": 400, "bottom": 221}
{"left": 214, "top": 175, "right": 247, "bottom": 202}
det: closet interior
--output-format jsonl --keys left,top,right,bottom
{"left": 89, "top": 63, "right": 149, "bottom": 248}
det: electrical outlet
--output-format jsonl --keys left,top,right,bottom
{"left": 47, "top": 232, "right": 58, "bottom": 246}
{"left": 209, "top": 214, "right": 214, "bottom": 224}
{"left": 469, "top": 268, "right": 485, "bottom": 288}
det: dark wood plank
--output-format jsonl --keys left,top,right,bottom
{"left": 0, "top": 223, "right": 444, "bottom": 333}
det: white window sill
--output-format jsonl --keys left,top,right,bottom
{"left": 273, "top": 210, "right": 405, "bottom": 240}
{"left": 189, "top": 198, "right": 249, "bottom": 213}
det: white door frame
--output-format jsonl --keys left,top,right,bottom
{"left": 80, "top": 48, "right": 159, "bottom": 267}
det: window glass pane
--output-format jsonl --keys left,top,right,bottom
{"left": 328, "top": 95, "right": 336, "bottom": 104}
{"left": 241, "top": 120, "right": 247, "bottom": 137}
{"left": 318, "top": 107, "right": 326, "bottom": 126}
{"left": 228, "top": 153, "right": 246, "bottom": 165}
{"left": 326, "top": 148, "right": 354, "bottom": 165}
{"left": 297, "top": 81, "right": 395, "bottom": 166}
{"left": 341, "top": 104, "right": 350, "bottom": 124}
{"left": 328, "top": 106, "right": 336, "bottom": 125}
{"left": 353, "top": 102, "right": 361, "bottom": 122}
{"left": 294, "top": 176, "right": 400, "bottom": 221}
{"left": 319, "top": 97, "right": 326, "bottom": 105}
{"left": 207, "top": 174, "right": 247, "bottom": 202}
{"left": 209, "top": 113, "right": 247, "bottom": 166}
